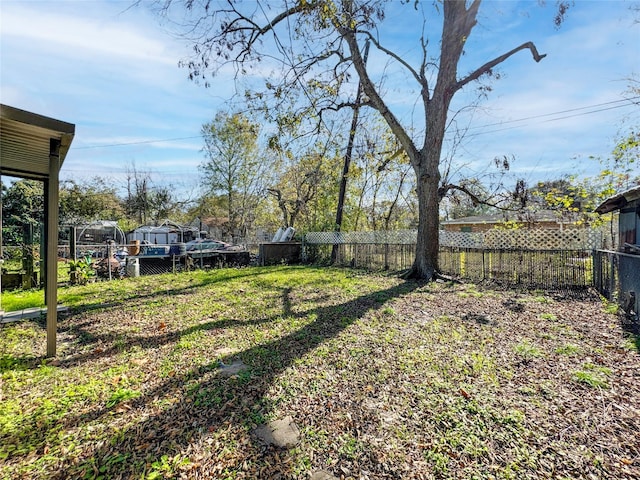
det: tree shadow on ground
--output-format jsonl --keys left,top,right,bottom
{"left": 7, "top": 278, "right": 419, "bottom": 479}
{"left": 1, "top": 266, "right": 328, "bottom": 369}
{"left": 52, "top": 277, "right": 337, "bottom": 367}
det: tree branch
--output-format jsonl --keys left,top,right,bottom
{"left": 439, "top": 182, "right": 525, "bottom": 212}
{"left": 359, "top": 30, "right": 425, "bottom": 89}
{"left": 455, "top": 42, "right": 546, "bottom": 91}
{"left": 339, "top": 27, "right": 420, "bottom": 163}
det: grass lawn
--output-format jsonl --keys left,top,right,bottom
{"left": 1, "top": 260, "right": 83, "bottom": 311}
{"left": 0, "top": 289, "right": 45, "bottom": 312}
{"left": 1, "top": 265, "right": 638, "bottom": 479}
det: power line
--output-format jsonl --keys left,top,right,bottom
{"left": 463, "top": 100, "right": 638, "bottom": 139}
{"left": 467, "top": 96, "right": 639, "bottom": 131}
{"left": 68, "top": 96, "right": 639, "bottom": 151}
{"left": 72, "top": 135, "right": 201, "bottom": 150}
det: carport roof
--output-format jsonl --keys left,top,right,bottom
{"left": 0, "top": 104, "right": 76, "bottom": 357}
{"left": 1, "top": 104, "right": 75, "bottom": 179}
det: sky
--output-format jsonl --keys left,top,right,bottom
{"left": 1, "top": 0, "right": 639, "bottom": 198}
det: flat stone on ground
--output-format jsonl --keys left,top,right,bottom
{"left": 310, "top": 470, "right": 338, "bottom": 480}
{"left": 253, "top": 416, "right": 300, "bottom": 448}
{"left": 217, "top": 359, "right": 247, "bottom": 377}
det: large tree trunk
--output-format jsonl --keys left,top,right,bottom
{"left": 407, "top": 1, "right": 478, "bottom": 279}
{"left": 408, "top": 32, "right": 452, "bottom": 279}
{"left": 410, "top": 123, "right": 445, "bottom": 279}
{"left": 412, "top": 159, "right": 441, "bottom": 279}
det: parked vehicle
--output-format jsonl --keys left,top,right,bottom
{"left": 185, "top": 239, "right": 244, "bottom": 258}
{"left": 187, "top": 239, "right": 230, "bottom": 252}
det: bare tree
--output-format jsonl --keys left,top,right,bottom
{"left": 124, "top": 162, "right": 179, "bottom": 226}
{"left": 124, "top": 162, "right": 152, "bottom": 225}
{"left": 152, "top": 0, "right": 565, "bottom": 279}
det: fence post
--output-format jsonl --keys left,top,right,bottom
{"left": 69, "top": 226, "right": 76, "bottom": 261}
{"left": 107, "top": 241, "right": 113, "bottom": 281}
{"left": 22, "top": 223, "right": 35, "bottom": 289}
{"left": 608, "top": 252, "right": 616, "bottom": 300}
{"left": 384, "top": 243, "right": 389, "bottom": 270}
{"left": 460, "top": 249, "right": 466, "bottom": 277}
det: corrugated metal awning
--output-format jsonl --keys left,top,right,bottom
{"left": 595, "top": 185, "right": 640, "bottom": 214}
{"left": 1, "top": 104, "right": 75, "bottom": 179}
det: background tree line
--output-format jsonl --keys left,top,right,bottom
{"left": 2, "top": 104, "right": 637, "bottom": 247}
{"left": 0, "top": 108, "right": 419, "bottom": 242}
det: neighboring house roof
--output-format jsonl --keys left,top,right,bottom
{"left": 595, "top": 185, "right": 640, "bottom": 214}
{"left": 442, "top": 209, "right": 573, "bottom": 225}
{"left": 199, "top": 216, "right": 228, "bottom": 228}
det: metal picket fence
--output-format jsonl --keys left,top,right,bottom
{"left": 304, "top": 229, "right": 604, "bottom": 290}
{"left": 593, "top": 249, "right": 640, "bottom": 326}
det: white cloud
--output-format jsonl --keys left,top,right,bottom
{"left": 1, "top": 3, "right": 176, "bottom": 66}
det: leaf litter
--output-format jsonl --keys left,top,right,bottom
{"left": 0, "top": 266, "right": 638, "bottom": 479}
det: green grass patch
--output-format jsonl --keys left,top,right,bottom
{"left": 555, "top": 343, "right": 581, "bottom": 356}
{"left": 603, "top": 300, "right": 619, "bottom": 315}
{"left": 572, "top": 363, "right": 612, "bottom": 389}
{"left": 533, "top": 295, "right": 553, "bottom": 304}
{"left": 1, "top": 288, "right": 44, "bottom": 311}
{"left": 514, "top": 340, "right": 544, "bottom": 359}
{"left": 106, "top": 388, "right": 142, "bottom": 408}
{"left": 622, "top": 334, "right": 640, "bottom": 353}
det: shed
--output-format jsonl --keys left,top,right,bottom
{"left": 1, "top": 104, "right": 75, "bottom": 357}
{"left": 595, "top": 185, "right": 640, "bottom": 325}
{"left": 595, "top": 185, "right": 640, "bottom": 252}
{"left": 127, "top": 220, "right": 198, "bottom": 245}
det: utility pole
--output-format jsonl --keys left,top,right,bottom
{"left": 331, "top": 39, "right": 370, "bottom": 264}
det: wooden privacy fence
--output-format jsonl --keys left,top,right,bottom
{"left": 304, "top": 229, "right": 603, "bottom": 290}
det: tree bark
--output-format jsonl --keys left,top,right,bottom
{"left": 411, "top": 140, "right": 443, "bottom": 280}
{"left": 407, "top": 1, "right": 478, "bottom": 279}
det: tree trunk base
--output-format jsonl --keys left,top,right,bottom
{"left": 400, "top": 267, "right": 460, "bottom": 284}
{"left": 401, "top": 265, "right": 436, "bottom": 281}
